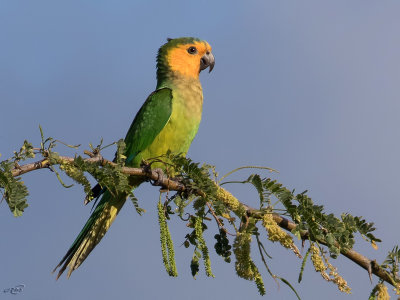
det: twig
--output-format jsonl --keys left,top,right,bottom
{"left": 10, "top": 156, "right": 185, "bottom": 191}
{"left": 255, "top": 234, "right": 279, "bottom": 286}
{"left": 205, "top": 201, "right": 236, "bottom": 236}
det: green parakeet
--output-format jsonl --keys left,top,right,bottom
{"left": 53, "top": 37, "right": 214, "bottom": 278}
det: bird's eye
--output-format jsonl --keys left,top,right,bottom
{"left": 187, "top": 46, "right": 197, "bottom": 55}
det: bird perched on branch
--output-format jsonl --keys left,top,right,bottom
{"left": 53, "top": 37, "right": 215, "bottom": 278}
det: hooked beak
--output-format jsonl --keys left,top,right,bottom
{"left": 200, "top": 52, "right": 215, "bottom": 73}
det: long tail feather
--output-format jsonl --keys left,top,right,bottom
{"left": 53, "top": 191, "right": 126, "bottom": 279}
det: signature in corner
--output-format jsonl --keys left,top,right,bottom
{"left": 3, "top": 284, "right": 25, "bottom": 295}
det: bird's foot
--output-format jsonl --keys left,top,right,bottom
{"left": 151, "top": 168, "right": 167, "bottom": 187}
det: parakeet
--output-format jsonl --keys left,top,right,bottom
{"left": 53, "top": 37, "right": 214, "bottom": 279}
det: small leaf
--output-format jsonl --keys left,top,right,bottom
{"left": 278, "top": 276, "right": 302, "bottom": 300}
{"left": 371, "top": 241, "right": 378, "bottom": 250}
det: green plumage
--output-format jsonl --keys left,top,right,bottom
{"left": 124, "top": 87, "right": 173, "bottom": 165}
{"left": 54, "top": 37, "right": 213, "bottom": 278}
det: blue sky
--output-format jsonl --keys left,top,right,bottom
{"left": 1, "top": 1, "right": 400, "bottom": 299}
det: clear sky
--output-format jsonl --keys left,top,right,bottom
{"left": 1, "top": 1, "right": 400, "bottom": 299}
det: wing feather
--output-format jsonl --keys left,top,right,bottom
{"left": 124, "top": 87, "right": 173, "bottom": 165}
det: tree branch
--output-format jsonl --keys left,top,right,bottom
{"left": 9, "top": 155, "right": 397, "bottom": 288}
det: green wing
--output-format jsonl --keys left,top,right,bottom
{"left": 124, "top": 87, "right": 173, "bottom": 165}
{"left": 88, "top": 87, "right": 172, "bottom": 201}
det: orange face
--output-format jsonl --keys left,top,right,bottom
{"left": 167, "top": 41, "right": 212, "bottom": 78}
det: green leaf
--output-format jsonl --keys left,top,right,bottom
{"left": 298, "top": 247, "right": 311, "bottom": 283}
{"left": 129, "top": 192, "right": 145, "bottom": 215}
{"left": 278, "top": 276, "right": 302, "bottom": 300}
{"left": 0, "top": 160, "right": 29, "bottom": 216}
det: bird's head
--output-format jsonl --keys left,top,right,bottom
{"left": 157, "top": 37, "right": 214, "bottom": 81}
